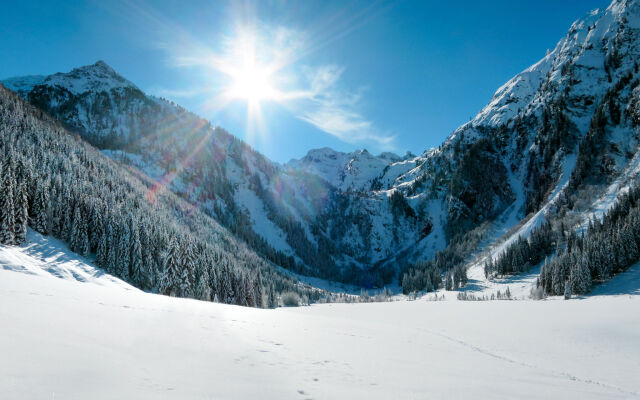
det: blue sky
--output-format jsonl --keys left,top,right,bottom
{"left": 1, "top": 0, "right": 608, "bottom": 162}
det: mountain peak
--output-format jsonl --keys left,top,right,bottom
{"left": 2, "top": 60, "right": 137, "bottom": 96}
{"left": 93, "top": 59, "right": 111, "bottom": 69}
{"left": 54, "top": 60, "right": 136, "bottom": 94}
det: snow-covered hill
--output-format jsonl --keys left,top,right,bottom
{"left": 2, "top": 251, "right": 640, "bottom": 399}
{"left": 0, "top": 229, "right": 134, "bottom": 289}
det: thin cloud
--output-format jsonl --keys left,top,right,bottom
{"left": 293, "top": 65, "right": 395, "bottom": 148}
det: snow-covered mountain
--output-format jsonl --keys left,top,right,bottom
{"left": 5, "top": 0, "right": 640, "bottom": 291}
{"left": 287, "top": 147, "right": 409, "bottom": 192}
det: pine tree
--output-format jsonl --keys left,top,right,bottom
{"left": 208, "top": 265, "right": 218, "bottom": 301}
{"left": 179, "top": 241, "right": 195, "bottom": 297}
{"left": 160, "top": 236, "right": 181, "bottom": 296}
{"left": 116, "top": 223, "right": 131, "bottom": 280}
{"left": 69, "top": 204, "right": 89, "bottom": 257}
{"left": 254, "top": 272, "right": 264, "bottom": 308}
{"left": 0, "top": 161, "right": 16, "bottom": 245}
{"left": 570, "top": 256, "right": 591, "bottom": 295}
{"left": 13, "top": 182, "right": 28, "bottom": 245}
{"left": 221, "top": 265, "right": 234, "bottom": 304}
{"left": 267, "top": 284, "right": 278, "bottom": 308}
{"left": 96, "top": 226, "right": 109, "bottom": 268}
{"left": 244, "top": 274, "right": 255, "bottom": 307}
{"left": 195, "top": 267, "right": 212, "bottom": 301}
{"left": 235, "top": 273, "right": 247, "bottom": 306}
{"left": 88, "top": 206, "right": 103, "bottom": 253}
{"left": 30, "top": 183, "right": 50, "bottom": 235}
{"left": 130, "top": 224, "right": 143, "bottom": 287}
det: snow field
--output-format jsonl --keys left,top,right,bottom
{"left": 1, "top": 233, "right": 640, "bottom": 399}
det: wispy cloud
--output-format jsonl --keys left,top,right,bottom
{"left": 293, "top": 65, "right": 395, "bottom": 148}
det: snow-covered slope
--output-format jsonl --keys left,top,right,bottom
{"left": 0, "top": 229, "right": 134, "bottom": 289}
{"left": 2, "top": 263, "right": 640, "bottom": 399}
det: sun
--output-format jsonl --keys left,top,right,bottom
{"left": 208, "top": 27, "right": 292, "bottom": 142}
{"left": 228, "top": 61, "right": 276, "bottom": 105}
{"left": 221, "top": 31, "right": 280, "bottom": 107}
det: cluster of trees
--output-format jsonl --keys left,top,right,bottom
{"left": 539, "top": 184, "right": 640, "bottom": 296}
{"left": 570, "top": 71, "right": 638, "bottom": 192}
{"left": 389, "top": 190, "right": 416, "bottom": 219}
{"left": 0, "top": 153, "right": 28, "bottom": 245}
{"left": 401, "top": 260, "right": 442, "bottom": 294}
{"left": 486, "top": 179, "right": 640, "bottom": 297}
{"left": 0, "top": 83, "right": 321, "bottom": 308}
{"left": 401, "top": 226, "right": 485, "bottom": 294}
{"left": 457, "top": 287, "right": 511, "bottom": 301}
{"left": 447, "top": 138, "right": 513, "bottom": 238}
{"left": 484, "top": 222, "right": 556, "bottom": 278}
{"left": 524, "top": 96, "right": 576, "bottom": 214}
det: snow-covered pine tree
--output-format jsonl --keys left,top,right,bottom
{"left": 208, "top": 264, "right": 218, "bottom": 301}
{"left": 88, "top": 205, "right": 103, "bottom": 253}
{"left": 69, "top": 204, "right": 90, "bottom": 257}
{"left": 179, "top": 241, "right": 195, "bottom": 298}
{"left": 221, "top": 264, "right": 234, "bottom": 304}
{"left": 570, "top": 255, "right": 591, "bottom": 295}
{"left": 116, "top": 222, "right": 131, "bottom": 280}
{"left": 244, "top": 274, "right": 256, "bottom": 307}
{"left": 0, "top": 160, "right": 16, "bottom": 245}
{"left": 194, "top": 266, "right": 212, "bottom": 301}
{"left": 254, "top": 272, "right": 264, "bottom": 308}
{"left": 234, "top": 273, "right": 247, "bottom": 306}
{"left": 130, "top": 222, "right": 143, "bottom": 287}
{"left": 564, "top": 281, "right": 572, "bottom": 300}
{"left": 267, "top": 284, "right": 278, "bottom": 309}
{"left": 160, "top": 236, "right": 182, "bottom": 296}
{"left": 96, "top": 229, "right": 109, "bottom": 268}
{"left": 13, "top": 182, "right": 28, "bottom": 245}
{"left": 30, "top": 182, "right": 50, "bottom": 235}
{"left": 61, "top": 196, "right": 75, "bottom": 243}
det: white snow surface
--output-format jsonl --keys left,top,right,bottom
{"left": 0, "top": 230, "right": 133, "bottom": 290}
{"left": 2, "top": 232, "right": 640, "bottom": 399}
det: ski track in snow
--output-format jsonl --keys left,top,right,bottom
{"left": 422, "top": 327, "right": 640, "bottom": 398}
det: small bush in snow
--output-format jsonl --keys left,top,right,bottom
{"left": 281, "top": 292, "right": 301, "bottom": 307}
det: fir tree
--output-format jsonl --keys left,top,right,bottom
{"left": 0, "top": 161, "right": 16, "bottom": 245}
{"left": 13, "top": 182, "right": 28, "bottom": 245}
{"left": 30, "top": 183, "right": 50, "bottom": 235}
{"left": 195, "top": 267, "right": 212, "bottom": 301}
{"left": 130, "top": 224, "right": 143, "bottom": 287}
{"left": 161, "top": 237, "right": 181, "bottom": 296}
